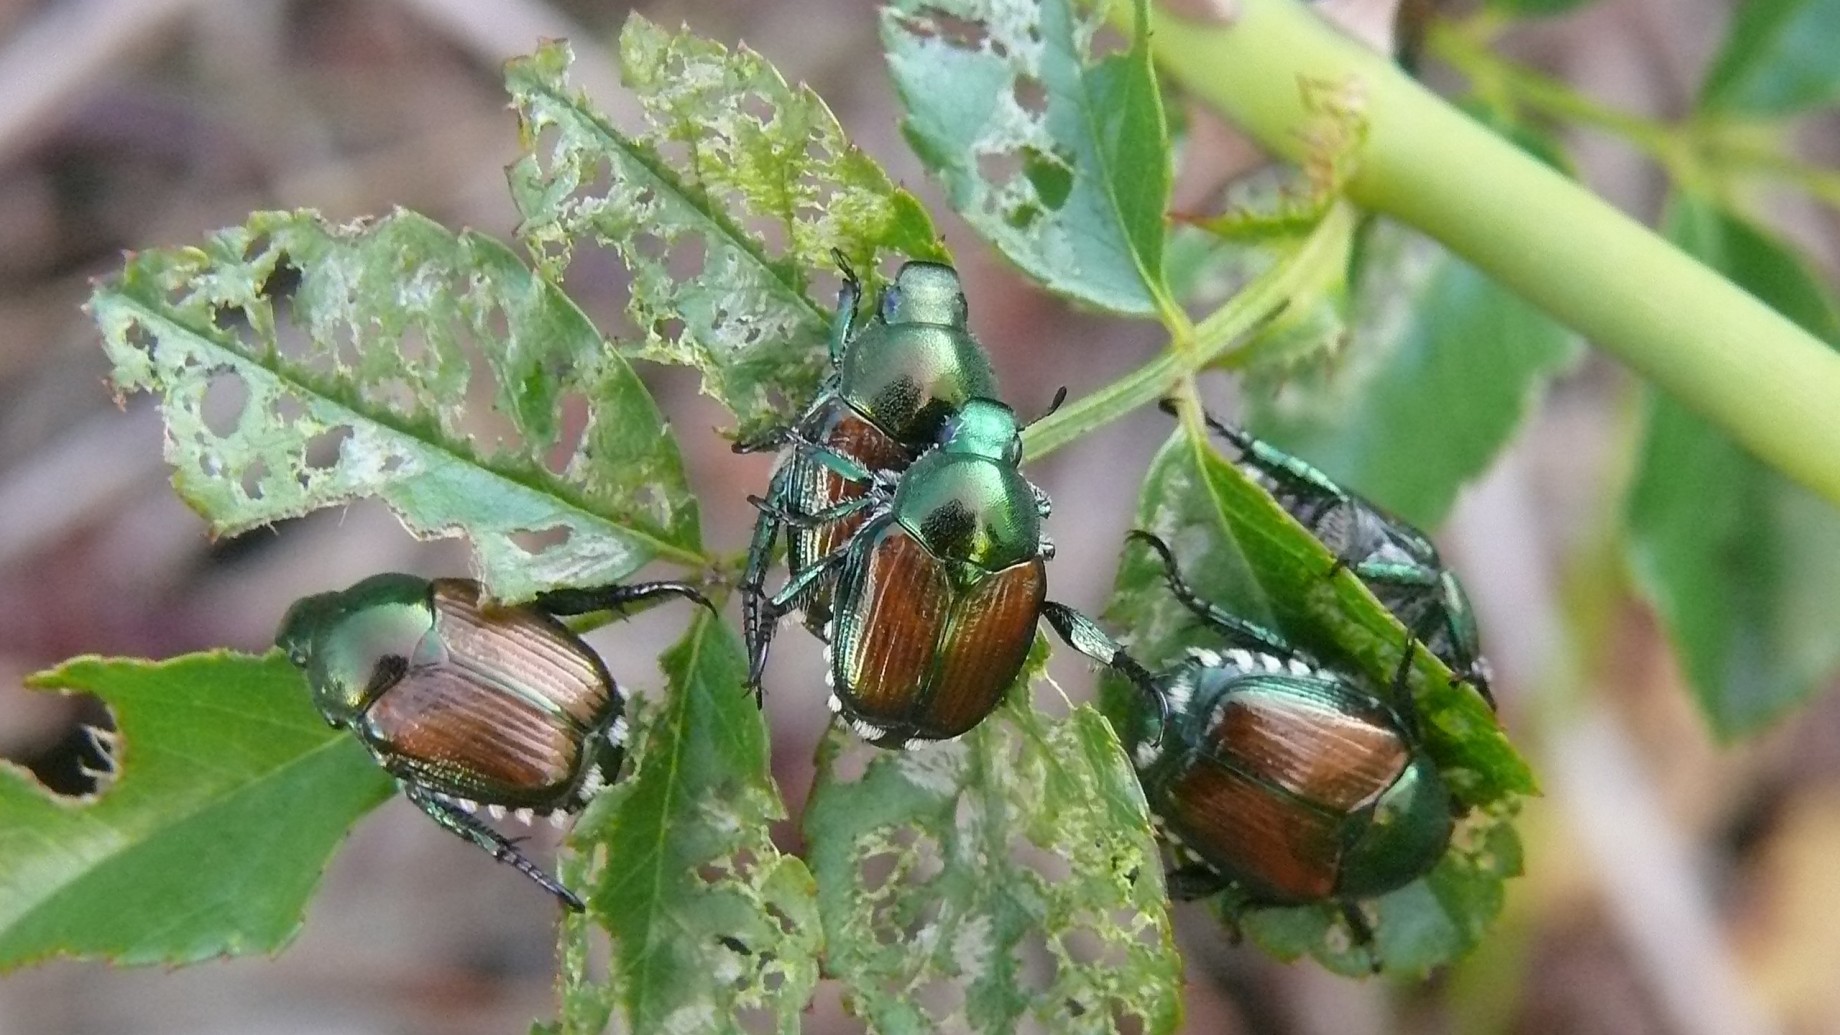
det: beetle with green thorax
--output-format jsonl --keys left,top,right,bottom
{"left": 1170, "top": 401, "right": 1495, "bottom": 709}
{"left": 737, "top": 256, "right": 998, "bottom": 699}
{"left": 757, "top": 397, "right": 1160, "bottom": 746}
{"left": 277, "top": 575, "right": 710, "bottom": 910}
{"left": 1111, "top": 532, "right": 1457, "bottom": 966}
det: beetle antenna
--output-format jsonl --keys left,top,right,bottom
{"left": 1032, "top": 386, "right": 1069, "bottom": 424}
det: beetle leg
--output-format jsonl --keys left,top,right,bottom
{"left": 401, "top": 783, "right": 585, "bottom": 912}
{"left": 778, "top": 428, "right": 896, "bottom": 492}
{"left": 1127, "top": 531, "right": 1301, "bottom": 660}
{"left": 828, "top": 247, "right": 863, "bottom": 366}
{"left": 1338, "top": 901, "right": 1382, "bottom": 973}
{"left": 768, "top": 545, "right": 852, "bottom": 611}
{"left": 1041, "top": 600, "right": 1171, "bottom": 739}
{"left": 746, "top": 492, "right": 877, "bottom": 528}
{"left": 1163, "top": 863, "right": 1231, "bottom": 902}
{"left": 739, "top": 462, "right": 796, "bottom": 704}
{"left": 1030, "top": 482, "right": 1053, "bottom": 518}
{"left": 533, "top": 580, "right": 715, "bottom": 619}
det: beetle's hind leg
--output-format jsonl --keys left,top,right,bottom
{"left": 401, "top": 783, "right": 585, "bottom": 912}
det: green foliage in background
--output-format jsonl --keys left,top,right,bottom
{"left": 2, "top": 0, "right": 1837, "bottom": 1030}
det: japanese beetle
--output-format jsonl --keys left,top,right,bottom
{"left": 757, "top": 397, "right": 1159, "bottom": 746}
{"left": 277, "top": 574, "right": 711, "bottom": 910}
{"left": 1118, "top": 532, "right": 1454, "bottom": 961}
{"left": 1169, "top": 401, "right": 1494, "bottom": 708}
{"left": 737, "top": 256, "right": 998, "bottom": 697}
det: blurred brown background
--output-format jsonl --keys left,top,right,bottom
{"left": 1, "top": 0, "right": 1838, "bottom": 1032}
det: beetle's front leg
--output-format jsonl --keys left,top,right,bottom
{"left": 1041, "top": 600, "right": 1168, "bottom": 737}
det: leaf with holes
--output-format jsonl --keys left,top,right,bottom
{"left": 554, "top": 612, "right": 819, "bottom": 1034}
{"left": 89, "top": 209, "right": 700, "bottom": 602}
{"left": 1096, "top": 427, "right": 1526, "bottom": 975}
{"left": 883, "top": 0, "right": 1173, "bottom": 318}
{"left": 507, "top": 26, "right": 944, "bottom": 435}
{"left": 0, "top": 653, "right": 394, "bottom": 969}
{"left": 804, "top": 648, "right": 1181, "bottom": 1035}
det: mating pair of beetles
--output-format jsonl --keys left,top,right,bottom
{"left": 276, "top": 258, "right": 1494, "bottom": 954}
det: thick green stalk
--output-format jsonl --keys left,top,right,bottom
{"left": 1144, "top": 0, "right": 1840, "bottom": 506}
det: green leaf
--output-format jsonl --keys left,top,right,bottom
{"left": 1098, "top": 426, "right": 1528, "bottom": 973}
{"left": 1626, "top": 197, "right": 1840, "bottom": 737}
{"left": 804, "top": 653, "right": 1181, "bottom": 1034}
{"left": 0, "top": 653, "right": 394, "bottom": 969}
{"left": 89, "top": 209, "right": 700, "bottom": 602}
{"left": 882, "top": 0, "right": 1173, "bottom": 317}
{"left": 1245, "top": 221, "right": 1581, "bottom": 529}
{"left": 507, "top": 28, "right": 943, "bottom": 435}
{"left": 558, "top": 612, "right": 819, "bottom": 1034}
{"left": 1699, "top": 0, "right": 1840, "bottom": 116}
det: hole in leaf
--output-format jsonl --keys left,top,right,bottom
{"left": 913, "top": 978, "right": 964, "bottom": 1024}
{"left": 544, "top": 391, "right": 590, "bottom": 475}
{"left": 739, "top": 93, "right": 777, "bottom": 126}
{"left": 5, "top": 697, "right": 117, "bottom": 798}
{"left": 509, "top": 525, "right": 571, "bottom": 555}
{"left": 1015, "top": 925, "right": 1058, "bottom": 995}
{"left": 734, "top": 1006, "right": 775, "bottom": 1034}
{"left": 201, "top": 370, "right": 249, "bottom": 438}
{"left": 1010, "top": 838, "right": 1072, "bottom": 884}
{"left": 909, "top": 9, "right": 990, "bottom": 51}
{"left": 1012, "top": 75, "right": 1048, "bottom": 116}
{"left": 978, "top": 149, "right": 1022, "bottom": 188}
{"left": 239, "top": 457, "right": 270, "bottom": 500}
{"left": 300, "top": 425, "right": 352, "bottom": 482}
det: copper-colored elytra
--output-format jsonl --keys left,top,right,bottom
{"left": 923, "top": 558, "right": 1045, "bottom": 737}
{"left": 1215, "top": 693, "right": 1408, "bottom": 812}
{"left": 836, "top": 525, "right": 950, "bottom": 723}
{"left": 801, "top": 410, "right": 908, "bottom": 562}
{"left": 366, "top": 667, "right": 579, "bottom": 796}
{"left": 429, "top": 580, "right": 612, "bottom": 728}
{"left": 1166, "top": 762, "right": 1343, "bottom": 902}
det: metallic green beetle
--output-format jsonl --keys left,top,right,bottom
{"left": 1171, "top": 401, "right": 1494, "bottom": 708}
{"left": 738, "top": 256, "right": 998, "bottom": 699}
{"left": 277, "top": 575, "right": 710, "bottom": 910}
{"left": 757, "top": 397, "right": 1159, "bottom": 746}
{"left": 1117, "top": 532, "right": 1454, "bottom": 962}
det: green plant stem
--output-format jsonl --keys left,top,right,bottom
{"left": 1432, "top": 21, "right": 1840, "bottom": 210}
{"left": 1021, "top": 214, "right": 1310, "bottom": 460}
{"left": 1138, "top": 0, "right": 1840, "bottom": 507}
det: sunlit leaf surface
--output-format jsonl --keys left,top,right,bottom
{"left": 0, "top": 653, "right": 393, "bottom": 969}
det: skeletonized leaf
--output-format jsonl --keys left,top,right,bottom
{"left": 90, "top": 209, "right": 700, "bottom": 602}
{"left": 558, "top": 613, "right": 820, "bottom": 1034}
{"left": 0, "top": 653, "right": 394, "bottom": 969}
{"left": 1627, "top": 197, "right": 1840, "bottom": 737}
{"left": 507, "top": 27, "right": 943, "bottom": 435}
{"left": 883, "top": 0, "right": 1173, "bottom": 317}
{"left": 1098, "top": 427, "right": 1526, "bottom": 975}
{"left": 804, "top": 649, "right": 1181, "bottom": 1034}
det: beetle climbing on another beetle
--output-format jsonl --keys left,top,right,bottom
{"left": 752, "top": 396, "right": 1163, "bottom": 747}
{"left": 1106, "top": 531, "right": 1458, "bottom": 966}
{"left": 736, "top": 255, "right": 999, "bottom": 701}
{"left": 277, "top": 574, "right": 712, "bottom": 911}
